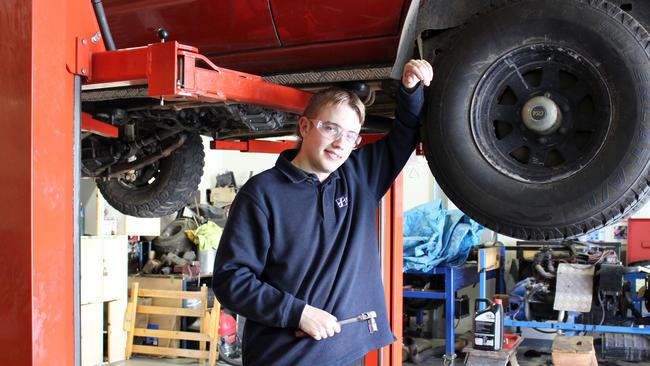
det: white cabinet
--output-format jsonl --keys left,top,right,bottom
{"left": 102, "top": 236, "right": 128, "bottom": 301}
{"left": 81, "top": 303, "right": 103, "bottom": 366}
{"left": 81, "top": 236, "right": 128, "bottom": 303}
{"left": 81, "top": 235, "right": 128, "bottom": 365}
{"left": 107, "top": 299, "right": 128, "bottom": 363}
{"left": 81, "top": 237, "right": 104, "bottom": 305}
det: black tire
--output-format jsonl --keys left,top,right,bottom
{"left": 97, "top": 133, "right": 205, "bottom": 217}
{"left": 424, "top": 0, "right": 650, "bottom": 240}
{"left": 153, "top": 217, "right": 197, "bottom": 254}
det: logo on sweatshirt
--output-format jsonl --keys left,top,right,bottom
{"left": 335, "top": 196, "right": 348, "bottom": 208}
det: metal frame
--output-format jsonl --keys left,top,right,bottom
{"left": 503, "top": 319, "right": 650, "bottom": 334}
{"left": 0, "top": 0, "right": 106, "bottom": 363}
{"left": 402, "top": 246, "right": 505, "bottom": 361}
{"left": 211, "top": 134, "right": 388, "bottom": 154}
{"left": 472, "top": 256, "right": 650, "bottom": 336}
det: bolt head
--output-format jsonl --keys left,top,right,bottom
{"left": 81, "top": 39, "right": 87, "bottom": 45}
{"left": 81, "top": 68, "right": 87, "bottom": 74}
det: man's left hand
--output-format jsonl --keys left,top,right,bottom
{"left": 402, "top": 59, "right": 434, "bottom": 90}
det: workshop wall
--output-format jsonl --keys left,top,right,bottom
{"left": 202, "top": 139, "right": 442, "bottom": 207}
{"left": 200, "top": 137, "right": 280, "bottom": 203}
{"left": 402, "top": 153, "right": 437, "bottom": 211}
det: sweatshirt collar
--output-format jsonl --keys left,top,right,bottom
{"left": 276, "top": 149, "right": 340, "bottom": 184}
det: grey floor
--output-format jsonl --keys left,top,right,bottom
{"left": 111, "top": 339, "right": 650, "bottom": 366}
{"left": 112, "top": 356, "right": 230, "bottom": 365}
{"left": 401, "top": 338, "right": 650, "bottom": 366}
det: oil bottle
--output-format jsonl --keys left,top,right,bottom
{"left": 473, "top": 298, "right": 503, "bottom": 351}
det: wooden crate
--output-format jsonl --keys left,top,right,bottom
{"left": 124, "top": 283, "right": 220, "bottom": 365}
{"left": 552, "top": 336, "right": 598, "bottom": 366}
{"left": 127, "top": 275, "right": 184, "bottom": 348}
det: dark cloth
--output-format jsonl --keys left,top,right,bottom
{"left": 213, "top": 85, "right": 425, "bottom": 366}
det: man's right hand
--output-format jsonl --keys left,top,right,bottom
{"left": 298, "top": 304, "right": 341, "bottom": 340}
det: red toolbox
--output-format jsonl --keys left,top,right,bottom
{"left": 627, "top": 218, "right": 650, "bottom": 264}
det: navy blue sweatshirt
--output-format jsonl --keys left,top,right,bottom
{"left": 213, "top": 85, "right": 424, "bottom": 366}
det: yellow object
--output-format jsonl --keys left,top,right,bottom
{"left": 185, "top": 221, "right": 223, "bottom": 251}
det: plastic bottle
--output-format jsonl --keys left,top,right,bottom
{"left": 473, "top": 298, "right": 504, "bottom": 351}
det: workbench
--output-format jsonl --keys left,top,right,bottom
{"left": 403, "top": 246, "right": 505, "bottom": 363}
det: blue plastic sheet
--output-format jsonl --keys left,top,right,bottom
{"left": 403, "top": 200, "right": 483, "bottom": 272}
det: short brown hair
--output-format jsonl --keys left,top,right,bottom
{"left": 295, "top": 87, "right": 365, "bottom": 148}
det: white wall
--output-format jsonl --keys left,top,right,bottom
{"left": 402, "top": 153, "right": 436, "bottom": 211}
{"left": 202, "top": 141, "right": 441, "bottom": 209}
{"left": 199, "top": 137, "right": 279, "bottom": 203}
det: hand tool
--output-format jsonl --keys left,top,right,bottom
{"left": 295, "top": 310, "right": 377, "bottom": 338}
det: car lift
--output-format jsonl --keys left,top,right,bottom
{"left": 1, "top": 1, "right": 405, "bottom": 364}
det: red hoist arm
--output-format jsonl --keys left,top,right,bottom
{"left": 86, "top": 41, "right": 312, "bottom": 114}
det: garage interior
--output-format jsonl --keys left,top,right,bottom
{"left": 3, "top": 0, "right": 650, "bottom": 365}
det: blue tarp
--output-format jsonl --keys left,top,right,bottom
{"left": 403, "top": 200, "right": 483, "bottom": 272}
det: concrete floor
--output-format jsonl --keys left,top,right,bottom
{"left": 113, "top": 356, "right": 231, "bottom": 365}
{"left": 400, "top": 338, "right": 650, "bottom": 366}
{"left": 112, "top": 341, "right": 650, "bottom": 366}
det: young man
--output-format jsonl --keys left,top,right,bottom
{"left": 213, "top": 59, "right": 433, "bottom": 366}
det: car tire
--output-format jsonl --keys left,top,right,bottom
{"left": 423, "top": 0, "right": 650, "bottom": 240}
{"left": 96, "top": 133, "right": 205, "bottom": 217}
{"left": 153, "top": 217, "right": 198, "bottom": 254}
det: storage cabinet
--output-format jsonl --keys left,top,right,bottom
{"left": 81, "top": 236, "right": 128, "bottom": 365}
{"left": 81, "top": 303, "right": 103, "bottom": 366}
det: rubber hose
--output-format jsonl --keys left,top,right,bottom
{"left": 92, "top": 0, "right": 116, "bottom": 50}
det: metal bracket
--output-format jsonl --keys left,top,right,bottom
{"left": 74, "top": 32, "right": 103, "bottom": 77}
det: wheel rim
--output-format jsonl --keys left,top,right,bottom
{"left": 471, "top": 44, "right": 612, "bottom": 183}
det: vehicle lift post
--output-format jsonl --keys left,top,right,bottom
{"left": 0, "top": 0, "right": 103, "bottom": 364}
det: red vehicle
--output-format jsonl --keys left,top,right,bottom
{"left": 83, "top": 0, "right": 650, "bottom": 240}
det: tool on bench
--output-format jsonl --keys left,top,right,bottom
{"left": 295, "top": 311, "right": 377, "bottom": 337}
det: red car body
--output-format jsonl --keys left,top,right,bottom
{"left": 104, "top": 0, "right": 409, "bottom": 75}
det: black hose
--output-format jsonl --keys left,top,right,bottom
{"left": 532, "top": 327, "right": 557, "bottom": 334}
{"left": 92, "top": 0, "right": 116, "bottom": 50}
